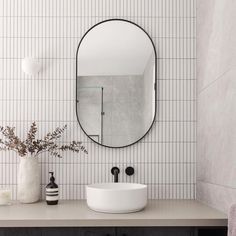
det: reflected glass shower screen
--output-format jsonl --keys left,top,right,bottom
{"left": 76, "top": 87, "right": 104, "bottom": 144}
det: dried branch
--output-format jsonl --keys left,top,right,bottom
{"left": 25, "top": 122, "right": 37, "bottom": 154}
{"left": 0, "top": 126, "right": 27, "bottom": 156}
{"left": 44, "top": 125, "right": 67, "bottom": 141}
{"left": 0, "top": 123, "right": 87, "bottom": 158}
{"left": 59, "top": 141, "right": 88, "bottom": 154}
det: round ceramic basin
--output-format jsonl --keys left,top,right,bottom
{"left": 86, "top": 183, "right": 147, "bottom": 213}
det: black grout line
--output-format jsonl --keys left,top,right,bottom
{"left": 0, "top": 57, "right": 197, "bottom": 59}
{"left": 0, "top": 16, "right": 197, "bottom": 19}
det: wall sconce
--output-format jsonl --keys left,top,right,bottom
{"left": 21, "top": 57, "right": 42, "bottom": 76}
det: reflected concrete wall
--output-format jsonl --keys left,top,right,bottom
{"left": 77, "top": 75, "right": 152, "bottom": 146}
{"left": 143, "top": 53, "right": 155, "bottom": 133}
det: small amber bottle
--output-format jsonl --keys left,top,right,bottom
{"left": 46, "top": 172, "right": 59, "bottom": 205}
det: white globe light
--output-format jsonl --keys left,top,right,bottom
{"left": 22, "top": 57, "right": 41, "bottom": 76}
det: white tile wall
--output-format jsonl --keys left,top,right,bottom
{"left": 0, "top": 0, "right": 196, "bottom": 200}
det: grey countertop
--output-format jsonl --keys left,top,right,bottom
{"left": 0, "top": 200, "right": 227, "bottom": 227}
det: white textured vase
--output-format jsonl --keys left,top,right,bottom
{"left": 17, "top": 156, "right": 41, "bottom": 203}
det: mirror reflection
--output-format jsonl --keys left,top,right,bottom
{"left": 76, "top": 19, "right": 156, "bottom": 147}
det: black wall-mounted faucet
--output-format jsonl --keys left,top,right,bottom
{"left": 111, "top": 167, "right": 120, "bottom": 183}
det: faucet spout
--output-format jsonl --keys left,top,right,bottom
{"left": 113, "top": 169, "right": 119, "bottom": 183}
{"left": 111, "top": 167, "right": 120, "bottom": 183}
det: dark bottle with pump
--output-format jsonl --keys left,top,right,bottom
{"left": 46, "top": 172, "right": 59, "bottom": 205}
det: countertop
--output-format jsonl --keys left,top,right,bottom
{"left": 0, "top": 200, "right": 227, "bottom": 227}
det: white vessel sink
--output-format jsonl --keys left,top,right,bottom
{"left": 86, "top": 183, "right": 147, "bottom": 213}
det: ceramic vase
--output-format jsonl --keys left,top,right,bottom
{"left": 17, "top": 156, "right": 41, "bottom": 203}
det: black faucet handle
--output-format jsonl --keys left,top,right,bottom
{"left": 125, "top": 166, "right": 135, "bottom": 176}
{"left": 111, "top": 167, "right": 120, "bottom": 175}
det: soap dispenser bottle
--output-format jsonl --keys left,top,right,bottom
{"left": 46, "top": 172, "right": 59, "bottom": 205}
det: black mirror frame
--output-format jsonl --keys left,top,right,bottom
{"left": 76, "top": 18, "right": 157, "bottom": 148}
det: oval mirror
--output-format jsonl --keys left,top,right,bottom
{"left": 76, "top": 19, "right": 156, "bottom": 148}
